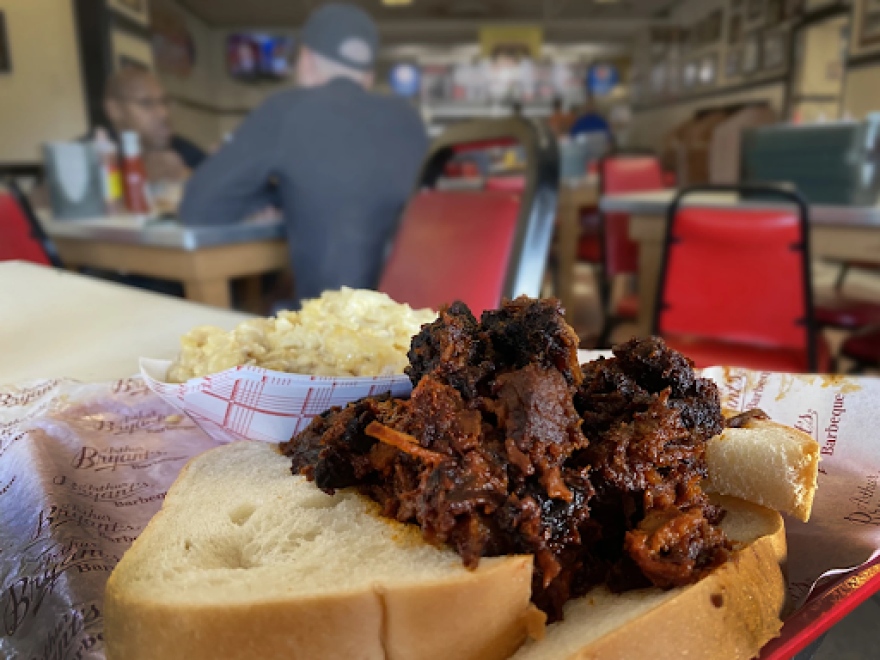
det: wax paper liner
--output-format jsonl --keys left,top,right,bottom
{"left": 139, "top": 357, "right": 413, "bottom": 444}
{"left": 2, "top": 362, "right": 879, "bottom": 660}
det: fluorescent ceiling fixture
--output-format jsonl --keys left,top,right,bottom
{"left": 383, "top": 0, "right": 413, "bottom": 5}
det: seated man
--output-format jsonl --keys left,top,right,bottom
{"left": 102, "top": 68, "right": 206, "bottom": 182}
{"left": 179, "top": 3, "right": 428, "bottom": 307}
{"left": 30, "top": 69, "right": 206, "bottom": 212}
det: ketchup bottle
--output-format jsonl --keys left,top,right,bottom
{"left": 94, "top": 128, "right": 124, "bottom": 214}
{"left": 120, "top": 131, "right": 150, "bottom": 214}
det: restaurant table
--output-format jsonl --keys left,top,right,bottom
{"left": 600, "top": 190, "right": 880, "bottom": 336}
{"left": 2, "top": 265, "right": 877, "bottom": 658}
{"left": 0, "top": 261, "right": 253, "bottom": 384}
{"left": 37, "top": 213, "right": 288, "bottom": 308}
{"left": 555, "top": 176, "right": 599, "bottom": 318}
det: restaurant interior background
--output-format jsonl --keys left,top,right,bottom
{"left": 2, "top": 0, "right": 880, "bottom": 365}
{"left": 1, "top": 1, "right": 880, "bottom": 658}
{"left": 5, "top": 0, "right": 880, "bottom": 155}
{"left": 2, "top": 2, "right": 880, "bottom": 351}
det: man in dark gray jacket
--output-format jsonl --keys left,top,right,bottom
{"left": 180, "top": 3, "right": 428, "bottom": 306}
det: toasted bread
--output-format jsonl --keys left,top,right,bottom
{"left": 106, "top": 415, "right": 809, "bottom": 660}
{"left": 511, "top": 495, "right": 786, "bottom": 660}
{"left": 104, "top": 441, "right": 534, "bottom": 660}
{"left": 708, "top": 415, "right": 819, "bottom": 522}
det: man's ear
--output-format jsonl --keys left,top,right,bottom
{"left": 296, "top": 47, "right": 313, "bottom": 86}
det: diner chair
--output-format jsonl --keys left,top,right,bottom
{"left": 485, "top": 175, "right": 526, "bottom": 192}
{"left": 591, "top": 152, "right": 667, "bottom": 347}
{"left": 654, "top": 184, "right": 830, "bottom": 373}
{"left": 380, "top": 118, "right": 559, "bottom": 316}
{"left": 0, "top": 179, "right": 62, "bottom": 267}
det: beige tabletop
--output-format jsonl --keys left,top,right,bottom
{"left": 36, "top": 211, "right": 289, "bottom": 309}
{"left": 0, "top": 261, "right": 253, "bottom": 385}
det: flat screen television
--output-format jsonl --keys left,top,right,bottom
{"left": 227, "top": 33, "right": 295, "bottom": 81}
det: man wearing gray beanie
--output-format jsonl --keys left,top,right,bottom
{"left": 180, "top": 3, "right": 428, "bottom": 307}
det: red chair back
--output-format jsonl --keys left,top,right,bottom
{"left": 599, "top": 154, "right": 665, "bottom": 276}
{"left": 0, "top": 186, "right": 53, "bottom": 266}
{"left": 655, "top": 186, "right": 817, "bottom": 368}
{"left": 601, "top": 155, "right": 666, "bottom": 195}
{"left": 380, "top": 191, "right": 520, "bottom": 315}
{"left": 382, "top": 118, "right": 558, "bottom": 315}
{"left": 485, "top": 176, "right": 526, "bottom": 192}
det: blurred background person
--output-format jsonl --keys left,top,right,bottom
{"left": 180, "top": 2, "right": 428, "bottom": 307}
{"left": 103, "top": 68, "right": 206, "bottom": 183}
{"left": 29, "top": 68, "right": 205, "bottom": 210}
{"left": 547, "top": 97, "right": 574, "bottom": 136}
{"left": 570, "top": 97, "right": 613, "bottom": 142}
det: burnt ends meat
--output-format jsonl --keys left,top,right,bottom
{"left": 280, "top": 297, "right": 732, "bottom": 621}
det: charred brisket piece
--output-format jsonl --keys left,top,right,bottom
{"left": 405, "top": 301, "right": 491, "bottom": 400}
{"left": 576, "top": 337, "right": 731, "bottom": 591}
{"left": 481, "top": 297, "right": 583, "bottom": 387}
{"left": 283, "top": 302, "right": 730, "bottom": 621}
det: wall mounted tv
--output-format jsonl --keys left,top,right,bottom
{"left": 227, "top": 33, "right": 295, "bottom": 81}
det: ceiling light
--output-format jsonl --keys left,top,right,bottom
{"left": 383, "top": 0, "right": 413, "bottom": 5}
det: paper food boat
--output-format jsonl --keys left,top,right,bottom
{"left": 140, "top": 358, "right": 413, "bottom": 444}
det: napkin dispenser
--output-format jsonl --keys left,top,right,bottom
{"left": 741, "top": 117, "right": 880, "bottom": 206}
{"left": 42, "top": 141, "right": 106, "bottom": 219}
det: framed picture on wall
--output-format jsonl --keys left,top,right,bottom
{"left": 729, "top": 13, "right": 744, "bottom": 44}
{"left": 761, "top": 30, "right": 788, "bottom": 70}
{"left": 706, "top": 10, "right": 724, "bottom": 43}
{"left": 766, "top": 0, "right": 785, "bottom": 27}
{"left": 859, "top": 0, "right": 880, "bottom": 47}
{"left": 650, "top": 62, "right": 666, "bottom": 95}
{"left": 119, "top": 54, "right": 150, "bottom": 71}
{"left": 0, "top": 11, "right": 10, "bottom": 74}
{"left": 683, "top": 60, "right": 698, "bottom": 88}
{"left": 785, "top": 0, "right": 805, "bottom": 18}
{"left": 726, "top": 47, "right": 741, "bottom": 78}
{"left": 747, "top": 0, "right": 765, "bottom": 22}
{"left": 107, "top": 0, "right": 149, "bottom": 24}
{"left": 699, "top": 53, "right": 718, "bottom": 86}
{"left": 743, "top": 31, "right": 761, "bottom": 74}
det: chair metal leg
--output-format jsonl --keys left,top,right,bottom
{"left": 597, "top": 271, "right": 614, "bottom": 348}
{"left": 834, "top": 263, "right": 851, "bottom": 292}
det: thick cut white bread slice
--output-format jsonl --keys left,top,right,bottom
{"left": 707, "top": 416, "right": 819, "bottom": 522}
{"left": 104, "top": 441, "right": 534, "bottom": 660}
{"left": 511, "top": 495, "right": 787, "bottom": 660}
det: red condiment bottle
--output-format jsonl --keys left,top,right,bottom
{"left": 120, "top": 131, "right": 150, "bottom": 214}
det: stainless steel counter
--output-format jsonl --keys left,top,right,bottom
{"left": 600, "top": 191, "right": 880, "bottom": 227}
{"left": 38, "top": 212, "right": 286, "bottom": 250}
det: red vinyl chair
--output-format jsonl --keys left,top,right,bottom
{"left": 485, "top": 175, "right": 526, "bottom": 192}
{"left": 654, "top": 185, "right": 829, "bottom": 373}
{"left": 380, "top": 118, "right": 559, "bottom": 316}
{"left": 593, "top": 153, "right": 666, "bottom": 346}
{"left": 0, "top": 180, "right": 61, "bottom": 267}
